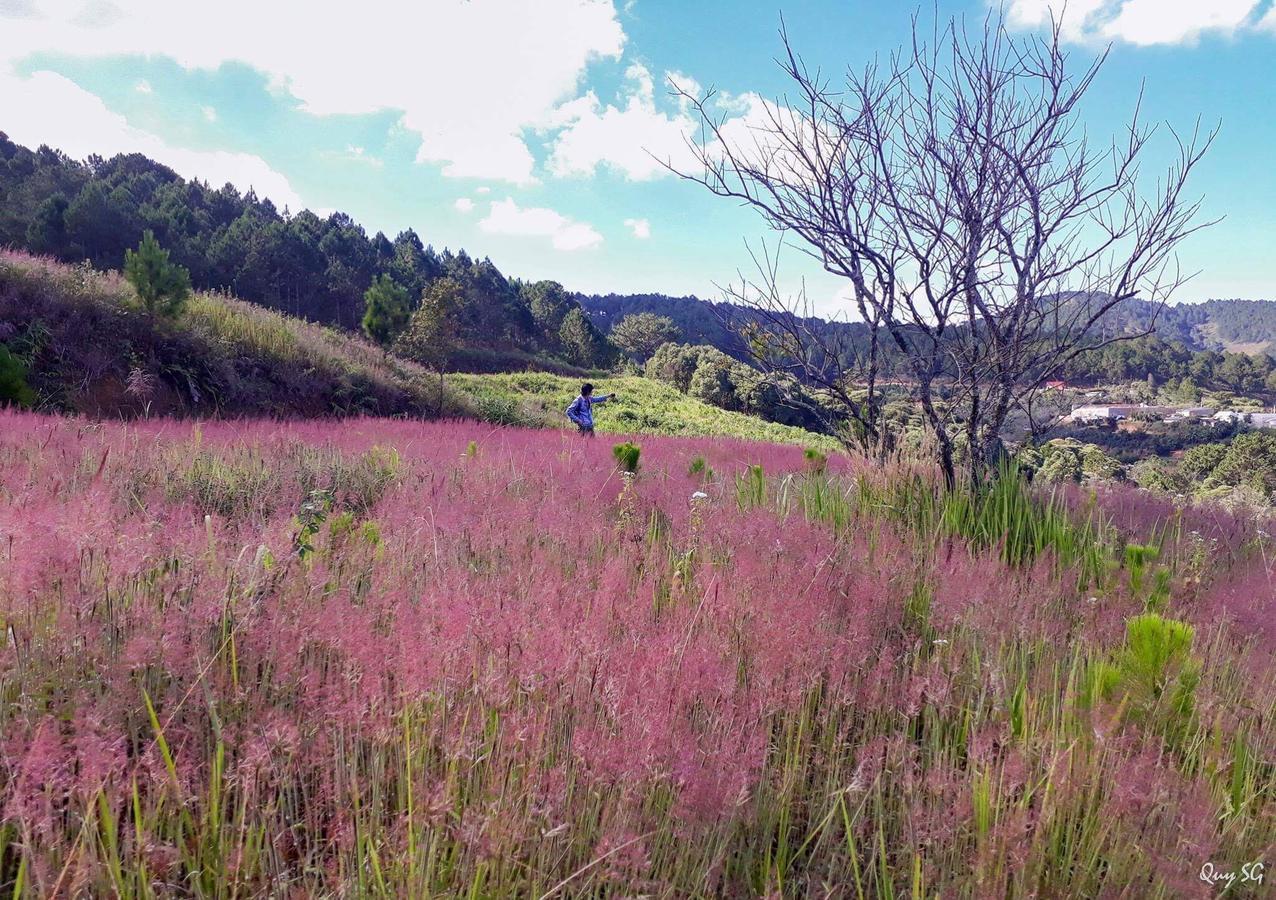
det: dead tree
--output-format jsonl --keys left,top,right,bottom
{"left": 674, "top": 11, "right": 1214, "bottom": 487}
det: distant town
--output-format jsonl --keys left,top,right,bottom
{"left": 1067, "top": 401, "right": 1276, "bottom": 428}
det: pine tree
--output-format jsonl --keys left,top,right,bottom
{"left": 361, "top": 274, "right": 411, "bottom": 346}
{"left": 395, "top": 278, "right": 462, "bottom": 370}
{"left": 123, "top": 230, "right": 191, "bottom": 318}
{"left": 558, "top": 307, "right": 612, "bottom": 368}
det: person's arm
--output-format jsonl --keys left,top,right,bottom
{"left": 565, "top": 396, "right": 585, "bottom": 425}
{"left": 593, "top": 394, "right": 612, "bottom": 404}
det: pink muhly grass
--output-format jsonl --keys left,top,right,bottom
{"left": 0, "top": 409, "right": 1270, "bottom": 896}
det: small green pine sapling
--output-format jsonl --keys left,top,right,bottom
{"left": 124, "top": 230, "right": 192, "bottom": 318}
{"left": 613, "top": 441, "right": 641, "bottom": 474}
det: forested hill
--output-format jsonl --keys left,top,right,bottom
{"left": 579, "top": 293, "right": 748, "bottom": 354}
{"left": 577, "top": 291, "right": 877, "bottom": 366}
{"left": 1084, "top": 295, "right": 1276, "bottom": 353}
{"left": 0, "top": 133, "right": 614, "bottom": 371}
{"left": 581, "top": 290, "right": 1276, "bottom": 358}
{"left": 4, "top": 133, "right": 1273, "bottom": 371}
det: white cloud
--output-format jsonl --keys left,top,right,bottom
{"left": 1263, "top": 5, "right": 1276, "bottom": 31}
{"left": 475, "top": 186, "right": 491, "bottom": 194}
{"left": 134, "top": 78, "right": 152, "bottom": 94}
{"left": 0, "top": 0, "right": 38, "bottom": 18}
{"left": 2, "top": 0, "right": 626, "bottom": 183}
{"left": 0, "top": 69, "right": 303, "bottom": 210}
{"left": 547, "top": 62, "right": 700, "bottom": 180}
{"left": 623, "top": 217, "right": 650, "bottom": 239}
{"left": 479, "top": 197, "right": 602, "bottom": 250}
{"left": 454, "top": 197, "right": 475, "bottom": 213}
{"left": 201, "top": 104, "right": 216, "bottom": 122}
{"left": 1005, "top": 0, "right": 1265, "bottom": 45}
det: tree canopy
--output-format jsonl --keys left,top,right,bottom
{"left": 0, "top": 133, "right": 614, "bottom": 370}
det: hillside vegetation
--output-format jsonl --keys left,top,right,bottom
{"left": 0, "top": 135, "right": 614, "bottom": 371}
{"left": 0, "top": 412, "right": 1270, "bottom": 896}
{"left": 0, "top": 251, "right": 465, "bottom": 418}
{"left": 447, "top": 371, "right": 842, "bottom": 449}
{"left": 0, "top": 251, "right": 838, "bottom": 450}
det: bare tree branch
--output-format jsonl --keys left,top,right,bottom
{"left": 670, "top": 8, "right": 1214, "bottom": 486}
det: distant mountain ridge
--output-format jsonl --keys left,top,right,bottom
{"left": 578, "top": 291, "right": 1276, "bottom": 358}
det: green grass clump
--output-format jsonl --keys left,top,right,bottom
{"left": 803, "top": 447, "right": 827, "bottom": 474}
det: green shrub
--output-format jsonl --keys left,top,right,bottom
{"left": 474, "top": 393, "right": 531, "bottom": 427}
{"left": 612, "top": 441, "right": 641, "bottom": 474}
{"left": 1179, "top": 442, "right": 1228, "bottom": 481}
{"left": 295, "top": 445, "right": 400, "bottom": 517}
{"left": 0, "top": 345, "right": 35, "bottom": 408}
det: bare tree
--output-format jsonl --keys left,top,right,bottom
{"left": 674, "top": 10, "right": 1214, "bottom": 487}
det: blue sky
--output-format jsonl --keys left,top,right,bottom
{"left": 2, "top": 0, "right": 1275, "bottom": 310}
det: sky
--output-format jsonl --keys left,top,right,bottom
{"left": 2, "top": 0, "right": 1275, "bottom": 313}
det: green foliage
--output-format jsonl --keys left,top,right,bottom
{"left": 446, "top": 372, "right": 841, "bottom": 448}
{"left": 124, "top": 230, "right": 191, "bottom": 318}
{"left": 170, "top": 449, "right": 278, "bottom": 520}
{"left": 610, "top": 312, "right": 681, "bottom": 362}
{"left": 1156, "top": 431, "right": 1276, "bottom": 504}
{"left": 647, "top": 342, "right": 833, "bottom": 433}
{"left": 1030, "top": 439, "right": 1124, "bottom": 484}
{"left": 558, "top": 307, "right": 613, "bottom": 368}
{"left": 612, "top": 441, "right": 641, "bottom": 473}
{"left": 523, "top": 280, "right": 572, "bottom": 338}
{"left": 803, "top": 447, "right": 827, "bottom": 474}
{"left": 294, "top": 488, "right": 335, "bottom": 560}
{"left": 1049, "top": 418, "right": 1238, "bottom": 464}
{"left": 1124, "top": 544, "right": 1171, "bottom": 611}
{"left": 0, "top": 252, "right": 467, "bottom": 418}
{"left": 361, "top": 274, "right": 411, "bottom": 347}
{"left": 1060, "top": 333, "right": 1276, "bottom": 398}
{"left": 645, "top": 342, "right": 704, "bottom": 392}
{"left": 737, "top": 464, "right": 767, "bottom": 508}
{"left": 166, "top": 444, "right": 399, "bottom": 522}
{"left": 1208, "top": 431, "right": 1276, "bottom": 498}
{"left": 395, "top": 277, "right": 461, "bottom": 370}
{"left": 472, "top": 392, "right": 533, "bottom": 427}
{"left": 688, "top": 349, "right": 746, "bottom": 410}
{"left": 25, "top": 194, "right": 70, "bottom": 254}
{"left": 1179, "top": 442, "right": 1229, "bottom": 482}
{"left": 1129, "top": 459, "right": 1188, "bottom": 495}
{"left": 1098, "top": 614, "right": 1200, "bottom": 734}
{"left": 0, "top": 345, "right": 35, "bottom": 408}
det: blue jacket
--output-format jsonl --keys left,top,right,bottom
{"left": 565, "top": 393, "right": 609, "bottom": 428}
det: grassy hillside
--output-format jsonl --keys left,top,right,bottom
{"left": 0, "top": 250, "right": 470, "bottom": 419}
{"left": 447, "top": 371, "right": 843, "bottom": 450}
{"left": 0, "top": 251, "right": 839, "bottom": 449}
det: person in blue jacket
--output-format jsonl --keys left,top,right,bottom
{"left": 565, "top": 382, "right": 614, "bottom": 436}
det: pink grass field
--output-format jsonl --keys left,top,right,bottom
{"left": 0, "top": 410, "right": 1272, "bottom": 897}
